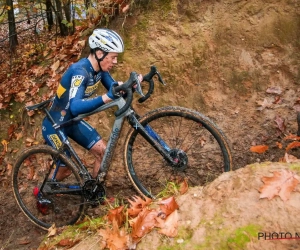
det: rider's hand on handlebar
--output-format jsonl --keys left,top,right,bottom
{"left": 133, "top": 74, "right": 143, "bottom": 90}
{"left": 105, "top": 82, "right": 119, "bottom": 102}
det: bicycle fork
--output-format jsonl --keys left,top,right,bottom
{"left": 127, "top": 115, "right": 178, "bottom": 165}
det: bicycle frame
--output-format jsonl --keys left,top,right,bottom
{"left": 49, "top": 97, "right": 176, "bottom": 183}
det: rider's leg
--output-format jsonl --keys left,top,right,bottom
{"left": 52, "top": 165, "right": 72, "bottom": 181}
{"left": 89, "top": 139, "right": 106, "bottom": 178}
{"left": 42, "top": 118, "right": 71, "bottom": 181}
{"left": 66, "top": 120, "right": 104, "bottom": 179}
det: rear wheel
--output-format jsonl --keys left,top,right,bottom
{"left": 124, "top": 106, "right": 232, "bottom": 198}
{"left": 12, "top": 145, "right": 85, "bottom": 230}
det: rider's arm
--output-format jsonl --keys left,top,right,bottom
{"left": 101, "top": 71, "right": 120, "bottom": 90}
{"left": 69, "top": 69, "right": 106, "bottom": 116}
{"left": 101, "top": 71, "right": 125, "bottom": 100}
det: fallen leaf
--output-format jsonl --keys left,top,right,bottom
{"left": 17, "top": 237, "right": 31, "bottom": 245}
{"left": 1, "top": 140, "right": 8, "bottom": 152}
{"left": 58, "top": 238, "right": 80, "bottom": 247}
{"left": 107, "top": 205, "right": 125, "bottom": 227}
{"left": 266, "top": 86, "right": 282, "bottom": 95}
{"left": 284, "top": 134, "right": 300, "bottom": 141}
{"left": 256, "top": 98, "right": 273, "bottom": 110}
{"left": 179, "top": 179, "right": 189, "bottom": 195}
{"left": 122, "top": 4, "right": 130, "bottom": 13}
{"left": 8, "top": 124, "right": 16, "bottom": 139}
{"left": 15, "top": 132, "right": 23, "bottom": 140}
{"left": 6, "top": 163, "right": 12, "bottom": 176}
{"left": 250, "top": 145, "right": 269, "bottom": 154}
{"left": 25, "top": 137, "right": 35, "bottom": 143}
{"left": 286, "top": 141, "right": 300, "bottom": 151}
{"left": 99, "top": 220, "right": 130, "bottom": 250}
{"left": 156, "top": 210, "right": 178, "bottom": 237}
{"left": 282, "top": 153, "right": 300, "bottom": 163}
{"left": 157, "top": 196, "right": 179, "bottom": 216}
{"left": 50, "top": 60, "right": 60, "bottom": 72}
{"left": 259, "top": 169, "right": 300, "bottom": 201}
{"left": 130, "top": 209, "right": 158, "bottom": 239}
{"left": 128, "top": 196, "right": 152, "bottom": 217}
{"left": 276, "top": 142, "right": 282, "bottom": 149}
{"left": 47, "top": 224, "right": 57, "bottom": 237}
{"left": 274, "top": 115, "right": 286, "bottom": 133}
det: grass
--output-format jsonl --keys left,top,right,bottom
{"left": 156, "top": 181, "right": 182, "bottom": 198}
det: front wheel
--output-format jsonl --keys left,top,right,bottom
{"left": 12, "top": 145, "right": 85, "bottom": 230}
{"left": 124, "top": 106, "right": 232, "bottom": 198}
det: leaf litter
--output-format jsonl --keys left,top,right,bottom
{"left": 40, "top": 182, "right": 184, "bottom": 250}
{"left": 259, "top": 169, "right": 300, "bottom": 201}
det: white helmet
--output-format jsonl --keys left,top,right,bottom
{"left": 89, "top": 28, "right": 124, "bottom": 53}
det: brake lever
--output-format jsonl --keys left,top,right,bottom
{"left": 156, "top": 70, "right": 166, "bottom": 85}
{"left": 134, "top": 74, "right": 145, "bottom": 97}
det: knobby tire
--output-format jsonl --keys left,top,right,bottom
{"left": 12, "top": 145, "right": 85, "bottom": 230}
{"left": 124, "top": 106, "right": 232, "bottom": 198}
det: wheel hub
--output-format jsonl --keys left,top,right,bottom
{"left": 169, "top": 149, "right": 188, "bottom": 171}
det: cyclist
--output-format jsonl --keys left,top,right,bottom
{"left": 42, "top": 28, "right": 142, "bottom": 181}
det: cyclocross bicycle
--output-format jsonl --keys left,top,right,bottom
{"left": 12, "top": 66, "right": 232, "bottom": 230}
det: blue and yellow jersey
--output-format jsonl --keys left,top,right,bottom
{"left": 48, "top": 58, "right": 116, "bottom": 124}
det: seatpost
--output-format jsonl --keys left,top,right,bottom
{"left": 44, "top": 108, "right": 56, "bottom": 125}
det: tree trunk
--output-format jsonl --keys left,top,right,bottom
{"left": 84, "top": 0, "right": 90, "bottom": 9}
{"left": 62, "top": 0, "right": 74, "bottom": 34}
{"left": 6, "top": 0, "right": 18, "bottom": 52}
{"left": 63, "top": 0, "right": 71, "bottom": 22}
{"left": 45, "top": 0, "right": 54, "bottom": 31}
{"left": 54, "top": 0, "right": 69, "bottom": 36}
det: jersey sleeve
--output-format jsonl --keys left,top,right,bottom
{"left": 69, "top": 68, "right": 105, "bottom": 116}
{"left": 101, "top": 71, "right": 118, "bottom": 90}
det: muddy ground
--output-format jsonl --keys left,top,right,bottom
{"left": 1, "top": 0, "right": 300, "bottom": 249}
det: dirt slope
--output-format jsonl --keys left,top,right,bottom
{"left": 45, "top": 162, "right": 300, "bottom": 250}
{"left": 1, "top": 0, "right": 300, "bottom": 249}
{"left": 128, "top": 162, "right": 300, "bottom": 250}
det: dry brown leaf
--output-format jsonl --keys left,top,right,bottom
{"left": 127, "top": 195, "right": 152, "bottom": 217}
{"left": 274, "top": 115, "right": 286, "bottom": 133}
{"left": 286, "top": 141, "right": 300, "bottom": 151}
{"left": 58, "top": 238, "right": 80, "bottom": 247}
{"left": 1, "top": 140, "right": 8, "bottom": 152}
{"left": 8, "top": 124, "right": 16, "bottom": 139}
{"left": 158, "top": 196, "right": 179, "bottom": 216}
{"left": 50, "top": 60, "right": 60, "bottom": 72}
{"left": 17, "top": 237, "right": 31, "bottom": 245}
{"left": 179, "top": 179, "right": 189, "bottom": 195}
{"left": 15, "top": 132, "right": 23, "bottom": 140}
{"left": 266, "top": 86, "right": 282, "bottom": 95}
{"left": 25, "top": 137, "right": 35, "bottom": 143}
{"left": 99, "top": 220, "right": 131, "bottom": 250}
{"left": 273, "top": 95, "right": 281, "bottom": 104}
{"left": 276, "top": 142, "right": 282, "bottom": 149}
{"left": 284, "top": 134, "right": 300, "bottom": 141}
{"left": 282, "top": 153, "right": 300, "bottom": 163}
{"left": 122, "top": 4, "right": 130, "bottom": 12}
{"left": 6, "top": 163, "right": 12, "bottom": 176}
{"left": 156, "top": 210, "right": 178, "bottom": 237}
{"left": 250, "top": 145, "right": 269, "bottom": 154}
{"left": 259, "top": 169, "right": 300, "bottom": 201}
{"left": 47, "top": 224, "right": 57, "bottom": 237}
{"left": 130, "top": 209, "right": 158, "bottom": 239}
{"left": 256, "top": 98, "right": 273, "bottom": 110}
{"left": 107, "top": 205, "right": 125, "bottom": 227}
